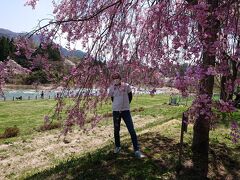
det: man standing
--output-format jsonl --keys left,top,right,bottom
{"left": 109, "top": 73, "right": 145, "bottom": 158}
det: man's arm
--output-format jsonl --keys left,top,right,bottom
{"left": 109, "top": 86, "right": 114, "bottom": 102}
{"left": 126, "top": 84, "right": 133, "bottom": 103}
{"left": 128, "top": 92, "right": 132, "bottom": 103}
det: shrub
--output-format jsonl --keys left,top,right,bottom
{"left": 24, "top": 70, "right": 50, "bottom": 85}
{"left": 0, "top": 126, "right": 20, "bottom": 139}
{"left": 102, "top": 112, "right": 112, "bottom": 118}
{"left": 132, "top": 107, "right": 145, "bottom": 112}
{"left": 37, "top": 122, "right": 61, "bottom": 132}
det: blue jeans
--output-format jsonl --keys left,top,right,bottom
{"left": 113, "top": 110, "right": 139, "bottom": 151}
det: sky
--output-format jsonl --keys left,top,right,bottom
{"left": 0, "top": 0, "right": 53, "bottom": 33}
{"left": 0, "top": 0, "right": 85, "bottom": 50}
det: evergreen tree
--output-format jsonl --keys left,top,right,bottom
{"left": 35, "top": 43, "right": 61, "bottom": 61}
{"left": 0, "top": 37, "right": 10, "bottom": 61}
{"left": 9, "top": 38, "right": 16, "bottom": 57}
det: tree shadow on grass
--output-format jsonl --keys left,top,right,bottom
{"left": 25, "top": 132, "right": 240, "bottom": 180}
{"left": 24, "top": 132, "right": 179, "bottom": 180}
{"left": 208, "top": 143, "right": 240, "bottom": 179}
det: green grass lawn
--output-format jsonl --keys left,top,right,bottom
{"left": 0, "top": 94, "right": 182, "bottom": 137}
{"left": 0, "top": 93, "right": 239, "bottom": 138}
{"left": 0, "top": 99, "right": 56, "bottom": 135}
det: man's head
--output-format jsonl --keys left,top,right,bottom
{"left": 112, "top": 72, "right": 121, "bottom": 85}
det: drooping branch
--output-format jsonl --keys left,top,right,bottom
{"left": 27, "top": 0, "right": 122, "bottom": 38}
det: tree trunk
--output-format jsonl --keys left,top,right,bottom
{"left": 220, "top": 75, "right": 237, "bottom": 101}
{"left": 192, "top": 52, "right": 214, "bottom": 178}
{"left": 192, "top": 117, "right": 210, "bottom": 178}
{"left": 191, "top": 0, "right": 219, "bottom": 178}
{"left": 220, "top": 51, "right": 239, "bottom": 101}
{"left": 220, "top": 75, "right": 228, "bottom": 101}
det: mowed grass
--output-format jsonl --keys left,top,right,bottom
{"left": 0, "top": 94, "right": 183, "bottom": 137}
{"left": 1, "top": 93, "right": 238, "bottom": 138}
{"left": 99, "top": 94, "right": 188, "bottom": 119}
{"left": 0, "top": 99, "right": 56, "bottom": 135}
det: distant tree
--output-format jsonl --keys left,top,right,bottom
{"left": 220, "top": 45, "right": 240, "bottom": 101}
{"left": 47, "top": 45, "right": 61, "bottom": 61}
{"left": 9, "top": 38, "right": 17, "bottom": 57}
{"left": 24, "top": 70, "right": 49, "bottom": 84}
{"left": 14, "top": 56, "right": 31, "bottom": 69}
{"left": 0, "top": 37, "right": 10, "bottom": 61}
{"left": 35, "top": 43, "right": 61, "bottom": 61}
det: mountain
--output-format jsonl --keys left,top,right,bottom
{"left": 60, "top": 47, "right": 86, "bottom": 59}
{"left": 0, "top": 28, "right": 25, "bottom": 38}
{"left": 0, "top": 28, "right": 86, "bottom": 59}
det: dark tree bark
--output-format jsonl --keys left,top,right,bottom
{"left": 191, "top": 0, "right": 219, "bottom": 178}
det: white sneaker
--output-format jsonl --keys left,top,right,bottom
{"left": 114, "top": 147, "right": 121, "bottom": 154}
{"left": 134, "top": 150, "right": 146, "bottom": 158}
